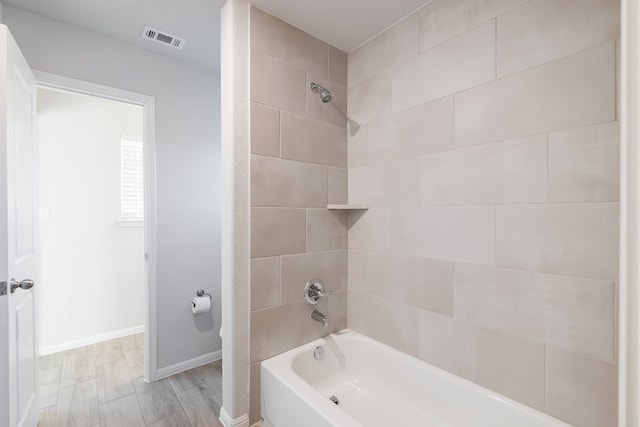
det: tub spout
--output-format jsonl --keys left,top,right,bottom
{"left": 311, "top": 309, "right": 329, "bottom": 327}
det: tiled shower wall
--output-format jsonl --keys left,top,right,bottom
{"left": 346, "top": 1, "right": 620, "bottom": 426}
{"left": 248, "top": 7, "right": 348, "bottom": 423}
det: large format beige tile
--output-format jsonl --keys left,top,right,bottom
{"left": 497, "top": 0, "right": 620, "bottom": 76}
{"left": 368, "top": 96, "right": 454, "bottom": 164}
{"left": 251, "top": 155, "right": 328, "bottom": 208}
{"left": 250, "top": 49, "right": 306, "bottom": 115}
{"left": 329, "top": 46, "right": 348, "bottom": 87}
{"left": 348, "top": 14, "right": 419, "bottom": 87}
{"left": 454, "top": 263, "right": 615, "bottom": 360}
{"left": 348, "top": 291, "right": 420, "bottom": 356}
{"left": 391, "top": 206, "right": 495, "bottom": 265}
{"left": 496, "top": 203, "right": 619, "bottom": 280}
{"left": 306, "top": 73, "right": 347, "bottom": 128}
{"left": 347, "top": 208, "right": 392, "bottom": 252}
{"left": 280, "top": 112, "right": 347, "bottom": 168}
{"left": 251, "top": 257, "right": 280, "bottom": 311}
{"left": 350, "top": 160, "right": 421, "bottom": 208}
{"left": 348, "top": 123, "right": 368, "bottom": 168}
{"left": 419, "top": 0, "right": 527, "bottom": 52}
{"left": 250, "top": 7, "right": 328, "bottom": 79}
{"left": 251, "top": 102, "right": 280, "bottom": 157}
{"left": 328, "top": 167, "right": 348, "bottom": 205}
{"left": 250, "top": 299, "right": 335, "bottom": 362}
{"left": 349, "top": 249, "right": 454, "bottom": 315}
{"left": 347, "top": 73, "right": 392, "bottom": 124}
{"left": 347, "top": 166, "right": 369, "bottom": 206}
{"left": 365, "top": 158, "right": 420, "bottom": 207}
{"left": 548, "top": 122, "right": 620, "bottom": 202}
{"left": 280, "top": 250, "right": 347, "bottom": 303}
{"left": 327, "top": 290, "right": 348, "bottom": 332}
{"left": 393, "top": 20, "right": 495, "bottom": 113}
{"left": 455, "top": 43, "right": 616, "bottom": 147}
{"left": 546, "top": 347, "right": 618, "bottom": 427}
{"left": 251, "top": 208, "right": 306, "bottom": 258}
{"left": 419, "top": 134, "right": 547, "bottom": 205}
{"left": 306, "top": 209, "right": 347, "bottom": 252}
{"left": 419, "top": 311, "right": 545, "bottom": 410}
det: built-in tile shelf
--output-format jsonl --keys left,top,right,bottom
{"left": 327, "top": 204, "right": 369, "bottom": 210}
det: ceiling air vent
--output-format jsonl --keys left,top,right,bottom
{"left": 142, "top": 26, "right": 186, "bottom": 50}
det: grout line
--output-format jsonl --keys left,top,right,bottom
{"left": 173, "top": 384, "right": 196, "bottom": 427}
{"left": 97, "top": 389, "right": 137, "bottom": 406}
{"left": 96, "top": 378, "right": 103, "bottom": 427}
{"left": 136, "top": 394, "right": 154, "bottom": 427}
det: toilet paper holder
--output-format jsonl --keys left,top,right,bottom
{"left": 196, "top": 289, "right": 211, "bottom": 299}
{"left": 192, "top": 289, "right": 212, "bottom": 314}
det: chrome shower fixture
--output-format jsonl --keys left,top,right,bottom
{"left": 310, "top": 82, "right": 333, "bottom": 103}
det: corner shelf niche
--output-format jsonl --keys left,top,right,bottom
{"left": 327, "top": 204, "right": 369, "bottom": 210}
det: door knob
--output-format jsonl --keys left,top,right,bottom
{"left": 10, "top": 278, "right": 34, "bottom": 293}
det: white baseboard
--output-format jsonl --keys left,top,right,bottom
{"left": 39, "top": 325, "right": 144, "bottom": 356}
{"left": 219, "top": 407, "right": 250, "bottom": 427}
{"left": 155, "top": 349, "right": 222, "bottom": 380}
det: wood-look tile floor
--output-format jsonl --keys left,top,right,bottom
{"left": 37, "top": 333, "right": 223, "bottom": 427}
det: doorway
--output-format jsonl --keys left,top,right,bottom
{"left": 34, "top": 72, "right": 158, "bottom": 386}
{"left": 37, "top": 87, "right": 145, "bottom": 359}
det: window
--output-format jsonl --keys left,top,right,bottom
{"left": 121, "top": 136, "right": 144, "bottom": 221}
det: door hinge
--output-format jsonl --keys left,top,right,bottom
{"left": 145, "top": 252, "right": 149, "bottom": 261}
{"left": 0, "top": 281, "right": 6, "bottom": 296}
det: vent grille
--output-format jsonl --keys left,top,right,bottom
{"left": 142, "top": 26, "right": 186, "bottom": 50}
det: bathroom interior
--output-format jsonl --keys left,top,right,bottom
{"left": 0, "top": 0, "right": 638, "bottom": 426}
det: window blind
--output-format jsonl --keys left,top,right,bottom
{"left": 121, "top": 137, "right": 144, "bottom": 221}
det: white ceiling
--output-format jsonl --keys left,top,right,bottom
{"left": 249, "top": 0, "right": 432, "bottom": 52}
{"left": 1, "top": 0, "right": 432, "bottom": 71}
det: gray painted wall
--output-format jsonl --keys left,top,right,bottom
{"left": 4, "top": 5, "right": 221, "bottom": 370}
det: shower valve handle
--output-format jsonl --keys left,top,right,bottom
{"left": 304, "top": 279, "right": 333, "bottom": 304}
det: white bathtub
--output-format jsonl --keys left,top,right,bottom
{"left": 261, "top": 329, "right": 571, "bottom": 427}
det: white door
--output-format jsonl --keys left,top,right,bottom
{"left": 0, "top": 25, "right": 39, "bottom": 427}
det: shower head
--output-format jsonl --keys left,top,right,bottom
{"left": 310, "top": 82, "right": 333, "bottom": 103}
